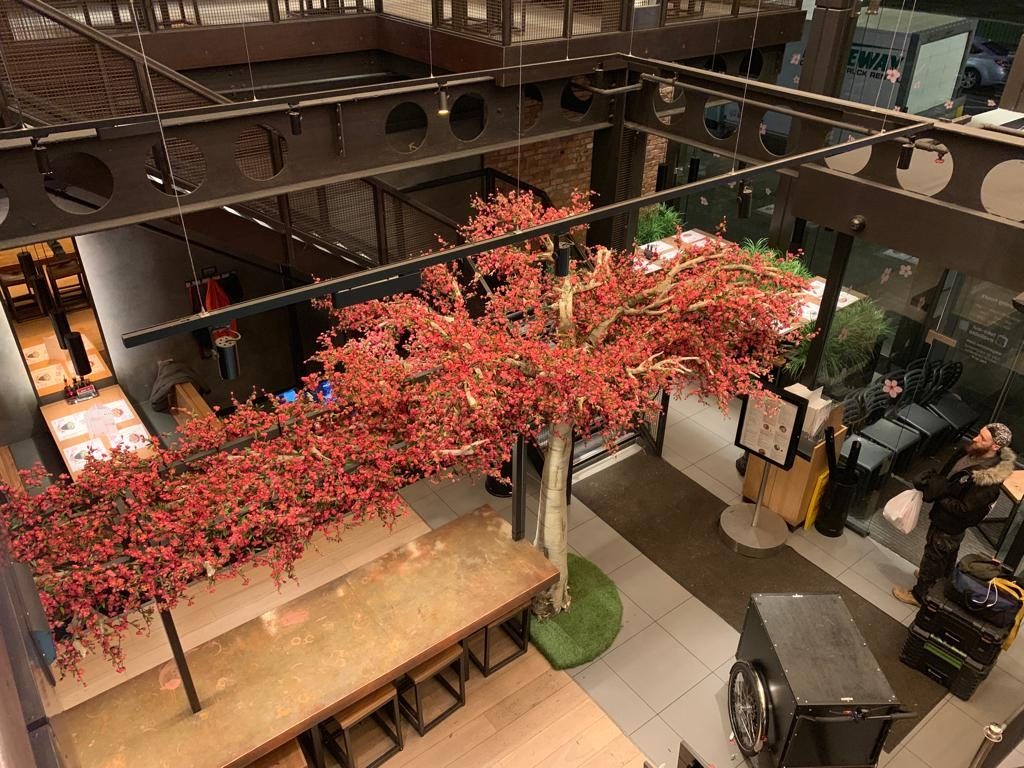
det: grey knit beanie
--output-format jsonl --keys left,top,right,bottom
{"left": 983, "top": 423, "right": 1013, "bottom": 448}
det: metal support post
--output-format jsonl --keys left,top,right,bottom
{"left": 799, "top": 231, "right": 854, "bottom": 387}
{"left": 159, "top": 609, "right": 201, "bottom": 714}
{"left": 511, "top": 435, "right": 526, "bottom": 541}
{"left": 719, "top": 459, "right": 788, "bottom": 557}
{"left": 268, "top": 0, "right": 281, "bottom": 23}
{"left": 371, "top": 183, "right": 390, "bottom": 265}
{"left": 562, "top": 0, "right": 573, "bottom": 38}
{"left": 501, "top": 0, "right": 512, "bottom": 45}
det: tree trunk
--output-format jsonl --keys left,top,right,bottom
{"left": 533, "top": 420, "right": 573, "bottom": 618}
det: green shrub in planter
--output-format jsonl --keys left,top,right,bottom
{"left": 635, "top": 204, "right": 682, "bottom": 246}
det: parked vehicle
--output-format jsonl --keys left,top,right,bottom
{"left": 962, "top": 37, "right": 1015, "bottom": 89}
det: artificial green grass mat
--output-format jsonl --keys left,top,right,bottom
{"left": 529, "top": 553, "right": 623, "bottom": 669}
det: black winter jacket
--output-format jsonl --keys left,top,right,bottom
{"left": 915, "top": 446, "right": 1017, "bottom": 535}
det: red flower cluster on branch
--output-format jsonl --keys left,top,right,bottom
{"left": 0, "top": 189, "right": 807, "bottom": 678}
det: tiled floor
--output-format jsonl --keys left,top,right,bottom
{"left": 401, "top": 393, "right": 1024, "bottom": 768}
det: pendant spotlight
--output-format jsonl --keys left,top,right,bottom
{"left": 555, "top": 237, "right": 571, "bottom": 278}
{"left": 897, "top": 141, "right": 915, "bottom": 170}
{"left": 737, "top": 181, "right": 753, "bottom": 219}
{"left": 288, "top": 105, "right": 302, "bottom": 136}
{"left": 213, "top": 329, "right": 242, "bottom": 381}
{"left": 31, "top": 138, "right": 52, "bottom": 177}
{"left": 437, "top": 86, "right": 451, "bottom": 117}
{"left": 64, "top": 332, "right": 93, "bottom": 378}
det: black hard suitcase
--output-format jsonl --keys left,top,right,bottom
{"left": 900, "top": 624, "right": 993, "bottom": 700}
{"left": 914, "top": 582, "right": 1008, "bottom": 666}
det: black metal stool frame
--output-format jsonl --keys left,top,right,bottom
{"left": 397, "top": 649, "right": 467, "bottom": 737}
{"left": 467, "top": 605, "right": 531, "bottom": 677}
{"left": 319, "top": 692, "right": 404, "bottom": 768}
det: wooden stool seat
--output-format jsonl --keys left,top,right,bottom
{"left": 407, "top": 644, "right": 463, "bottom": 685}
{"left": 398, "top": 644, "right": 466, "bottom": 737}
{"left": 248, "top": 739, "right": 308, "bottom": 768}
{"left": 334, "top": 684, "right": 397, "bottom": 730}
{"left": 319, "top": 683, "right": 403, "bottom": 768}
{"left": 467, "top": 601, "right": 531, "bottom": 677}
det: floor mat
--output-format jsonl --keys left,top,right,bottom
{"left": 574, "top": 452, "right": 946, "bottom": 749}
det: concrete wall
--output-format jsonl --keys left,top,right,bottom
{"left": 0, "top": 308, "right": 40, "bottom": 445}
{"left": 78, "top": 226, "right": 300, "bottom": 426}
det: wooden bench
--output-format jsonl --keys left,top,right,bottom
{"left": 168, "top": 381, "right": 217, "bottom": 428}
{"left": 0, "top": 446, "right": 24, "bottom": 495}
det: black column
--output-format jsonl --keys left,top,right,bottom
{"left": 587, "top": 72, "right": 647, "bottom": 251}
{"left": 799, "top": 231, "right": 854, "bottom": 387}
{"left": 769, "top": 0, "right": 860, "bottom": 250}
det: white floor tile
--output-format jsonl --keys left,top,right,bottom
{"left": 887, "top": 747, "right": 931, "bottom": 768}
{"left": 434, "top": 475, "right": 502, "bottom": 515}
{"left": 630, "top": 716, "right": 683, "bottom": 768}
{"left": 798, "top": 526, "right": 877, "bottom": 567}
{"left": 949, "top": 665, "right": 1024, "bottom": 727}
{"left": 398, "top": 477, "right": 436, "bottom": 503}
{"left": 851, "top": 542, "right": 918, "bottom": 594}
{"left": 837, "top": 570, "right": 916, "bottom": 624}
{"left": 662, "top": 445, "right": 694, "bottom": 474}
{"left": 604, "top": 624, "right": 709, "bottom": 712}
{"left": 609, "top": 555, "right": 692, "bottom": 620}
{"left": 906, "top": 701, "right": 993, "bottom": 768}
{"left": 995, "top": 746, "right": 1024, "bottom": 768}
{"left": 664, "top": 419, "right": 730, "bottom": 466}
{"left": 407, "top": 492, "right": 458, "bottom": 530}
{"left": 659, "top": 599, "right": 740, "bottom": 670}
{"left": 689, "top": 400, "right": 741, "bottom": 442}
{"left": 609, "top": 593, "right": 655, "bottom": 652}
{"left": 567, "top": 498, "right": 597, "bottom": 530}
{"left": 667, "top": 394, "right": 707, "bottom": 424}
{"left": 695, "top": 444, "right": 745, "bottom": 495}
{"left": 683, "top": 466, "right": 738, "bottom": 504}
{"left": 661, "top": 674, "right": 748, "bottom": 768}
{"left": 713, "top": 657, "right": 735, "bottom": 683}
{"left": 570, "top": 516, "right": 642, "bottom": 574}
{"left": 996, "top": 629, "right": 1024, "bottom": 682}
{"left": 574, "top": 659, "right": 657, "bottom": 735}
{"left": 785, "top": 534, "right": 848, "bottom": 578}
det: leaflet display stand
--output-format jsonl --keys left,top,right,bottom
{"left": 720, "top": 389, "right": 807, "bottom": 558}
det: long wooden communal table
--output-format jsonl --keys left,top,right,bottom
{"left": 59, "top": 507, "right": 558, "bottom": 768}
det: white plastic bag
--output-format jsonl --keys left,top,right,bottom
{"left": 883, "top": 489, "right": 923, "bottom": 534}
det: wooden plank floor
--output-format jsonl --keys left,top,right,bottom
{"left": 330, "top": 642, "right": 650, "bottom": 768}
{"left": 57, "top": 507, "right": 430, "bottom": 709}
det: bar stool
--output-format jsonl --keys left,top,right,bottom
{"left": 466, "top": 603, "right": 531, "bottom": 677}
{"left": 397, "top": 644, "right": 466, "bottom": 736}
{"left": 319, "top": 684, "right": 403, "bottom": 768}
{"left": 248, "top": 740, "right": 308, "bottom": 768}
{"left": 0, "top": 265, "right": 43, "bottom": 322}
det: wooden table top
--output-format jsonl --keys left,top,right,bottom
{"left": 21, "top": 330, "right": 109, "bottom": 397}
{"left": 40, "top": 384, "right": 154, "bottom": 479}
{"left": 59, "top": 508, "right": 559, "bottom": 768}
{"left": 1004, "top": 469, "right": 1024, "bottom": 505}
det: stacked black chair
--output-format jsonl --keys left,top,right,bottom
{"left": 858, "top": 375, "right": 922, "bottom": 475}
{"left": 927, "top": 362, "right": 979, "bottom": 436}
{"left": 901, "top": 581, "right": 1008, "bottom": 700}
{"left": 839, "top": 393, "right": 895, "bottom": 523}
{"left": 892, "top": 363, "right": 953, "bottom": 456}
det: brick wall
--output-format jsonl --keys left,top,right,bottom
{"left": 484, "top": 133, "right": 594, "bottom": 208}
{"left": 484, "top": 132, "right": 669, "bottom": 208}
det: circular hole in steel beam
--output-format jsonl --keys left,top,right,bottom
{"left": 560, "top": 78, "right": 593, "bottom": 122}
{"left": 385, "top": 102, "right": 428, "bottom": 154}
{"left": 980, "top": 159, "right": 1024, "bottom": 221}
{"left": 234, "top": 125, "right": 288, "bottom": 182}
{"left": 449, "top": 93, "right": 487, "bottom": 142}
{"left": 44, "top": 151, "right": 114, "bottom": 214}
{"left": 704, "top": 99, "right": 739, "bottom": 140}
{"left": 516, "top": 84, "right": 543, "bottom": 133}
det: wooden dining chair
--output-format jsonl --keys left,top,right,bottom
{"left": 248, "top": 739, "right": 309, "bottom": 768}
{"left": 0, "top": 263, "right": 43, "bottom": 322}
{"left": 319, "top": 683, "right": 403, "bottom": 768}
{"left": 45, "top": 253, "right": 91, "bottom": 311}
{"left": 397, "top": 644, "right": 466, "bottom": 736}
{"left": 465, "top": 602, "right": 531, "bottom": 677}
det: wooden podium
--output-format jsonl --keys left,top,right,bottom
{"left": 742, "top": 418, "right": 847, "bottom": 527}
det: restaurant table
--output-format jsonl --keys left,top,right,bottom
{"left": 59, "top": 507, "right": 559, "bottom": 768}
{"left": 40, "top": 383, "right": 155, "bottom": 479}
{"left": 21, "top": 330, "right": 110, "bottom": 397}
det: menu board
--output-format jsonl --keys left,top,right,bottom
{"left": 735, "top": 388, "right": 807, "bottom": 471}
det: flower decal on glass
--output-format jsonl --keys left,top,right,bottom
{"left": 759, "top": 122, "right": 767, "bottom": 136}
{"left": 792, "top": 75, "right": 801, "bottom": 85}
{"left": 882, "top": 379, "right": 903, "bottom": 399}
{"left": 893, "top": 105, "right": 902, "bottom": 112}
{"left": 880, "top": 266, "right": 892, "bottom": 284}
{"left": 885, "top": 68, "right": 901, "bottom": 84}
{"left": 699, "top": 196, "right": 709, "bottom": 206}
{"left": 987, "top": 99, "right": 997, "bottom": 107}
{"left": 790, "top": 52, "right": 803, "bottom": 66}
{"left": 944, "top": 99, "right": 955, "bottom": 110}
{"left": 764, "top": 187, "right": 772, "bottom": 195}
{"left": 899, "top": 264, "right": 913, "bottom": 278}
{"left": 912, "top": 80, "right": 922, "bottom": 90}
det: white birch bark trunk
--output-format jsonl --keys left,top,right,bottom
{"left": 533, "top": 420, "right": 573, "bottom": 617}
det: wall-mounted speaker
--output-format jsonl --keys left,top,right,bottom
{"left": 64, "top": 331, "right": 92, "bottom": 377}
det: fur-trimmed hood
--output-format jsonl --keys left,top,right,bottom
{"left": 973, "top": 446, "right": 1017, "bottom": 487}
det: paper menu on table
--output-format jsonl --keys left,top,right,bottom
{"left": 678, "top": 230, "right": 709, "bottom": 246}
{"left": 51, "top": 413, "right": 87, "bottom": 441}
{"left": 103, "top": 399, "right": 134, "bottom": 424}
{"left": 84, "top": 404, "right": 119, "bottom": 442}
{"left": 739, "top": 398, "right": 799, "bottom": 467}
{"left": 113, "top": 426, "right": 152, "bottom": 452}
{"left": 23, "top": 344, "right": 48, "bottom": 364}
{"left": 63, "top": 440, "right": 109, "bottom": 473}
{"left": 32, "top": 364, "right": 66, "bottom": 388}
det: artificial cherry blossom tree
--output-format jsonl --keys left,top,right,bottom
{"left": 319, "top": 190, "right": 808, "bottom": 615}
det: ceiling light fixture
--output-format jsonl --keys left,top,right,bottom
{"left": 437, "top": 87, "right": 451, "bottom": 117}
{"left": 288, "top": 105, "right": 302, "bottom": 136}
{"left": 897, "top": 141, "right": 915, "bottom": 170}
{"left": 737, "top": 181, "right": 753, "bottom": 219}
{"left": 31, "top": 138, "right": 51, "bottom": 177}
